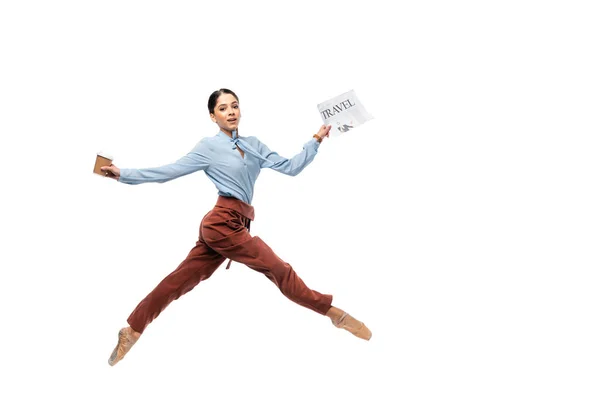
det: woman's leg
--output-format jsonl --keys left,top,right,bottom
{"left": 201, "top": 210, "right": 331, "bottom": 315}
{"left": 230, "top": 235, "right": 333, "bottom": 314}
{"left": 201, "top": 206, "right": 371, "bottom": 340}
{"left": 126, "top": 237, "right": 226, "bottom": 334}
{"left": 109, "top": 226, "right": 226, "bottom": 366}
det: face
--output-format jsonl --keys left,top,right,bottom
{"left": 210, "top": 93, "right": 240, "bottom": 135}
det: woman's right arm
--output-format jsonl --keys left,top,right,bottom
{"left": 101, "top": 139, "right": 210, "bottom": 185}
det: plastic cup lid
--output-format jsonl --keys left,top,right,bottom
{"left": 97, "top": 151, "right": 113, "bottom": 160}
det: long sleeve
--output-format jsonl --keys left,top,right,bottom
{"left": 249, "top": 136, "right": 320, "bottom": 176}
{"left": 118, "top": 139, "right": 210, "bottom": 185}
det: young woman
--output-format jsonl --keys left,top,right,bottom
{"left": 102, "top": 88, "right": 371, "bottom": 366}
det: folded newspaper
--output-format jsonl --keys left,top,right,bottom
{"left": 317, "top": 89, "right": 373, "bottom": 136}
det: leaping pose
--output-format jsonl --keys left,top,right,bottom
{"left": 103, "top": 88, "right": 371, "bottom": 366}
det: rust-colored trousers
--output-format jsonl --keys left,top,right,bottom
{"left": 127, "top": 196, "right": 333, "bottom": 334}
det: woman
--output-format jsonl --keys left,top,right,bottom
{"left": 102, "top": 88, "right": 371, "bottom": 367}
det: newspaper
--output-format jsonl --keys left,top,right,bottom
{"left": 317, "top": 89, "right": 373, "bottom": 136}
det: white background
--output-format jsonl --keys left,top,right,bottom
{"left": 1, "top": 1, "right": 599, "bottom": 399}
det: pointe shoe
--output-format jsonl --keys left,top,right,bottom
{"left": 108, "top": 327, "right": 140, "bottom": 366}
{"left": 328, "top": 307, "right": 372, "bottom": 341}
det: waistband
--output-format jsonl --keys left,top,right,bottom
{"left": 215, "top": 195, "right": 255, "bottom": 221}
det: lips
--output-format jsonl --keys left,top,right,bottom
{"left": 227, "top": 118, "right": 237, "bottom": 123}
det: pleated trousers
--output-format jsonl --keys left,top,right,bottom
{"left": 127, "top": 195, "right": 333, "bottom": 334}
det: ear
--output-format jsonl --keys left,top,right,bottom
{"left": 209, "top": 113, "right": 216, "bottom": 123}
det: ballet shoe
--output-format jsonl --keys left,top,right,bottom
{"left": 327, "top": 306, "right": 372, "bottom": 341}
{"left": 108, "top": 327, "right": 141, "bottom": 366}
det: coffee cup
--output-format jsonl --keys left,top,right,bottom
{"left": 94, "top": 151, "right": 114, "bottom": 177}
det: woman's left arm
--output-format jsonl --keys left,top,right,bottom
{"left": 252, "top": 125, "right": 331, "bottom": 176}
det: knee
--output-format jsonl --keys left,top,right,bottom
{"left": 271, "top": 262, "right": 295, "bottom": 284}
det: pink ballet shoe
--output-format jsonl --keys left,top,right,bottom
{"left": 108, "top": 327, "right": 141, "bottom": 366}
{"left": 327, "top": 307, "right": 372, "bottom": 341}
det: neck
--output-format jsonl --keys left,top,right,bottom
{"left": 221, "top": 129, "right": 236, "bottom": 138}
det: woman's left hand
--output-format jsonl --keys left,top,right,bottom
{"left": 316, "top": 124, "right": 331, "bottom": 140}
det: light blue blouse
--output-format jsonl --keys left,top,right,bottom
{"left": 118, "top": 130, "right": 321, "bottom": 204}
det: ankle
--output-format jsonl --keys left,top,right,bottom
{"left": 126, "top": 326, "right": 142, "bottom": 339}
{"left": 326, "top": 306, "right": 344, "bottom": 321}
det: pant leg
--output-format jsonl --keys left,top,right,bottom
{"left": 201, "top": 208, "right": 333, "bottom": 315}
{"left": 127, "top": 230, "right": 226, "bottom": 334}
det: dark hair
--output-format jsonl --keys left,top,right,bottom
{"left": 208, "top": 88, "right": 239, "bottom": 114}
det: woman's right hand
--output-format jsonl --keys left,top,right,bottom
{"left": 100, "top": 164, "right": 120, "bottom": 180}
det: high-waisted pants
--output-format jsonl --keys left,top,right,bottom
{"left": 127, "top": 195, "right": 333, "bottom": 334}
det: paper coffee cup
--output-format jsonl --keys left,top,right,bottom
{"left": 93, "top": 151, "right": 114, "bottom": 176}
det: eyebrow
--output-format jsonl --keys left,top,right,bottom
{"left": 218, "top": 101, "right": 239, "bottom": 107}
